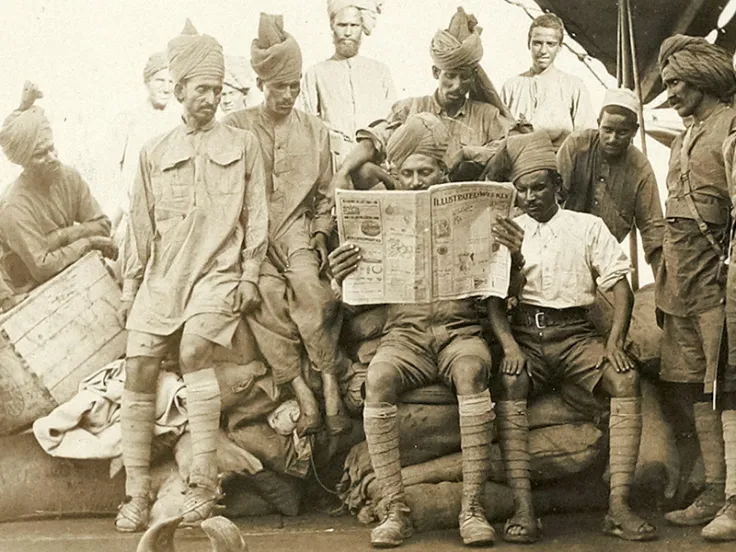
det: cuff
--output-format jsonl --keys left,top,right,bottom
{"left": 121, "top": 279, "right": 141, "bottom": 302}
{"left": 240, "top": 260, "right": 261, "bottom": 284}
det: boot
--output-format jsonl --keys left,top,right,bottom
{"left": 702, "top": 410, "right": 736, "bottom": 540}
{"left": 459, "top": 496, "right": 495, "bottom": 546}
{"left": 371, "top": 501, "right": 413, "bottom": 548}
{"left": 702, "top": 496, "right": 736, "bottom": 541}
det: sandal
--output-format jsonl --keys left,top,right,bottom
{"left": 115, "top": 495, "right": 150, "bottom": 533}
{"left": 602, "top": 511, "right": 658, "bottom": 542}
{"left": 180, "top": 484, "right": 220, "bottom": 527}
{"left": 325, "top": 411, "right": 353, "bottom": 436}
{"left": 503, "top": 512, "right": 540, "bottom": 544}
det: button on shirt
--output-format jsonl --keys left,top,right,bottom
{"left": 516, "top": 208, "right": 631, "bottom": 309}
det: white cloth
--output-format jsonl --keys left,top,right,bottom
{"left": 32, "top": 359, "right": 188, "bottom": 460}
{"left": 501, "top": 66, "right": 596, "bottom": 150}
{"left": 300, "top": 55, "right": 396, "bottom": 144}
{"left": 515, "top": 208, "right": 631, "bottom": 308}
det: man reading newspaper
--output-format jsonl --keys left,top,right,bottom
{"left": 329, "top": 112, "right": 522, "bottom": 548}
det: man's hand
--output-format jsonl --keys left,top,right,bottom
{"left": 493, "top": 217, "right": 525, "bottom": 258}
{"left": 352, "top": 162, "right": 395, "bottom": 191}
{"left": 310, "top": 232, "right": 329, "bottom": 274}
{"left": 88, "top": 236, "right": 118, "bottom": 260}
{"left": 328, "top": 244, "right": 361, "bottom": 284}
{"left": 116, "top": 299, "right": 133, "bottom": 327}
{"left": 234, "top": 281, "right": 260, "bottom": 313}
{"left": 500, "top": 345, "right": 529, "bottom": 376}
{"left": 597, "top": 341, "right": 635, "bottom": 373}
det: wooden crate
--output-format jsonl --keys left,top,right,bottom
{"left": 0, "top": 252, "right": 126, "bottom": 435}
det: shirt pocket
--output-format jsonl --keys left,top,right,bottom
{"left": 206, "top": 148, "right": 243, "bottom": 196}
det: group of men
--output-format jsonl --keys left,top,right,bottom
{"left": 1, "top": 1, "right": 736, "bottom": 548}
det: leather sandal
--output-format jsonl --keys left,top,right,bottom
{"left": 115, "top": 495, "right": 150, "bottom": 533}
{"left": 503, "top": 513, "right": 540, "bottom": 544}
{"left": 602, "top": 511, "right": 658, "bottom": 542}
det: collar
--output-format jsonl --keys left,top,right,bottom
{"left": 431, "top": 90, "right": 468, "bottom": 118}
{"left": 258, "top": 103, "right": 295, "bottom": 126}
{"left": 526, "top": 205, "right": 563, "bottom": 237}
{"left": 183, "top": 115, "right": 216, "bottom": 135}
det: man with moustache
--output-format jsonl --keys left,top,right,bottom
{"left": 557, "top": 87, "right": 664, "bottom": 273}
{"left": 655, "top": 35, "right": 736, "bottom": 542}
{"left": 224, "top": 13, "right": 351, "bottom": 438}
{"left": 487, "top": 132, "right": 657, "bottom": 543}
{"left": 300, "top": 0, "right": 396, "bottom": 169}
{"left": 334, "top": 7, "right": 517, "bottom": 189}
{"left": 502, "top": 13, "right": 596, "bottom": 150}
{"left": 116, "top": 20, "right": 269, "bottom": 531}
{"left": 220, "top": 55, "right": 252, "bottom": 116}
{"left": 0, "top": 82, "right": 115, "bottom": 312}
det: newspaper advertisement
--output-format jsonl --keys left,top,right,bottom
{"left": 335, "top": 181, "right": 516, "bottom": 305}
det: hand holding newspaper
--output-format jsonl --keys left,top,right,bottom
{"left": 335, "top": 181, "right": 516, "bottom": 305}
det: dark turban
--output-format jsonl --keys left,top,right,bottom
{"left": 485, "top": 132, "right": 557, "bottom": 183}
{"left": 143, "top": 52, "right": 168, "bottom": 83}
{"left": 386, "top": 113, "right": 450, "bottom": 169}
{"left": 167, "top": 19, "right": 224, "bottom": 84}
{"left": 0, "top": 83, "right": 52, "bottom": 167}
{"left": 659, "top": 34, "right": 736, "bottom": 100}
{"left": 251, "top": 13, "right": 303, "bottom": 84}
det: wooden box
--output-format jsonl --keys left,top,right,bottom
{"left": 0, "top": 252, "right": 126, "bottom": 434}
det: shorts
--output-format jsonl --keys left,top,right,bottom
{"left": 126, "top": 312, "right": 240, "bottom": 358}
{"left": 512, "top": 319, "right": 606, "bottom": 395}
{"left": 370, "top": 329, "right": 491, "bottom": 391}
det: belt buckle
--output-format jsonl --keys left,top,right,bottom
{"left": 534, "top": 312, "right": 547, "bottom": 329}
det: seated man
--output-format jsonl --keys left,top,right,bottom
{"left": 329, "top": 112, "right": 523, "bottom": 548}
{"left": 557, "top": 87, "right": 664, "bottom": 273}
{"left": 0, "top": 82, "right": 115, "bottom": 312}
{"left": 334, "top": 6, "right": 517, "bottom": 191}
{"left": 486, "top": 132, "right": 657, "bottom": 543}
{"left": 224, "top": 13, "right": 349, "bottom": 437}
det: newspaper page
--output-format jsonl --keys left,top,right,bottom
{"left": 335, "top": 181, "right": 516, "bottom": 305}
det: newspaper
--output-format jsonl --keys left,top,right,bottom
{"left": 335, "top": 181, "right": 516, "bottom": 305}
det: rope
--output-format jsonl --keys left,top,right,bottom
{"left": 309, "top": 435, "right": 340, "bottom": 496}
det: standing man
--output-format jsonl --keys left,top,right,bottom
{"left": 0, "top": 82, "right": 116, "bottom": 312}
{"left": 557, "top": 87, "right": 664, "bottom": 272}
{"left": 487, "top": 132, "right": 657, "bottom": 543}
{"left": 220, "top": 55, "right": 252, "bottom": 116}
{"left": 655, "top": 35, "right": 736, "bottom": 541}
{"left": 300, "top": 0, "right": 396, "bottom": 170}
{"left": 502, "top": 13, "right": 595, "bottom": 150}
{"left": 224, "top": 13, "right": 350, "bottom": 437}
{"left": 116, "top": 20, "right": 269, "bottom": 531}
{"left": 335, "top": 7, "right": 517, "bottom": 188}
{"left": 329, "top": 113, "right": 523, "bottom": 548}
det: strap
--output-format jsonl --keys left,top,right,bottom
{"left": 680, "top": 126, "right": 727, "bottom": 261}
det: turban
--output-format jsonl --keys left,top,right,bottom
{"left": 602, "top": 87, "right": 639, "bottom": 118}
{"left": 251, "top": 13, "right": 303, "bottom": 84}
{"left": 430, "top": 7, "right": 483, "bottom": 71}
{"left": 658, "top": 34, "right": 736, "bottom": 100}
{"left": 386, "top": 113, "right": 450, "bottom": 169}
{"left": 0, "top": 83, "right": 52, "bottom": 167}
{"left": 224, "top": 56, "right": 253, "bottom": 92}
{"left": 143, "top": 52, "right": 168, "bottom": 83}
{"left": 484, "top": 132, "right": 557, "bottom": 183}
{"left": 327, "top": 0, "right": 383, "bottom": 36}
{"left": 167, "top": 19, "right": 224, "bottom": 84}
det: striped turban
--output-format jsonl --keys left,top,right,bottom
{"left": 484, "top": 132, "right": 557, "bottom": 183}
{"left": 659, "top": 34, "right": 736, "bottom": 101}
{"left": 430, "top": 7, "right": 483, "bottom": 71}
{"left": 143, "top": 52, "right": 168, "bottom": 83}
{"left": 167, "top": 19, "right": 224, "bottom": 84}
{"left": 0, "top": 83, "right": 52, "bottom": 167}
{"left": 386, "top": 113, "right": 450, "bottom": 169}
{"left": 251, "top": 13, "right": 303, "bottom": 84}
{"left": 327, "top": 0, "right": 383, "bottom": 36}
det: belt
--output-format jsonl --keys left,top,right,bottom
{"left": 511, "top": 304, "right": 588, "bottom": 329}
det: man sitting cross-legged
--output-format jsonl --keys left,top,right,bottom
{"left": 329, "top": 112, "right": 524, "bottom": 548}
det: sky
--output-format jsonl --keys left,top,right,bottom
{"left": 0, "top": 0, "right": 681, "bottom": 283}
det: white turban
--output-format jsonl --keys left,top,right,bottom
{"left": 327, "top": 0, "right": 383, "bottom": 36}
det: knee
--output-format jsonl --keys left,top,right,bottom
{"left": 365, "top": 362, "right": 402, "bottom": 403}
{"left": 179, "top": 338, "right": 212, "bottom": 371}
{"left": 604, "top": 368, "right": 640, "bottom": 397}
{"left": 125, "top": 356, "right": 160, "bottom": 391}
{"left": 499, "top": 372, "right": 530, "bottom": 400}
{"left": 450, "top": 356, "right": 488, "bottom": 395}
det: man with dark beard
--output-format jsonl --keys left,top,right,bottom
{"left": 300, "top": 0, "right": 396, "bottom": 170}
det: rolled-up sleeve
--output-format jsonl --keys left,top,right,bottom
{"left": 588, "top": 217, "right": 632, "bottom": 292}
